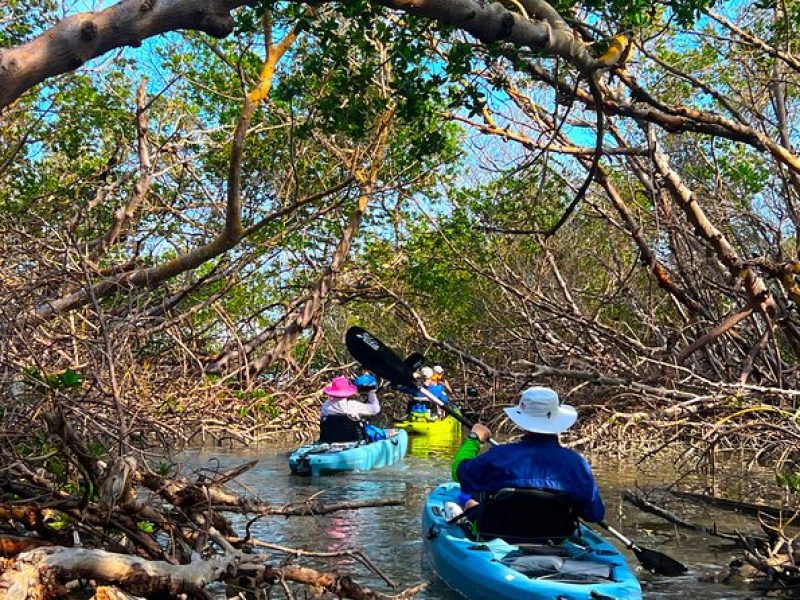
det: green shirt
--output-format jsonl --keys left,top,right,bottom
{"left": 451, "top": 437, "right": 481, "bottom": 481}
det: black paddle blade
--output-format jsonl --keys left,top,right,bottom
{"left": 345, "top": 327, "right": 415, "bottom": 387}
{"left": 404, "top": 352, "right": 425, "bottom": 372}
{"left": 632, "top": 545, "right": 687, "bottom": 576}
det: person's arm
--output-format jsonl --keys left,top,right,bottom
{"left": 337, "top": 391, "right": 380, "bottom": 418}
{"left": 362, "top": 390, "right": 380, "bottom": 415}
{"left": 582, "top": 485, "right": 605, "bottom": 522}
{"left": 321, "top": 399, "right": 334, "bottom": 417}
{"left": 451, "top": 438, "right": 481, "bottom": 481}
{"left": 451, "top": 423, "right": 490, "bottom": 483}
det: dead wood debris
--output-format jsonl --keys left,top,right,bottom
{"left": 624, "top": 488, "right": 800, "bottom": 594}
{"left": 0, "top": 414, "right": 416, "bottom": 599}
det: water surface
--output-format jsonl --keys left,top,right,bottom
{"left": 185, "top": 436, "right": 763, "bottom": 599}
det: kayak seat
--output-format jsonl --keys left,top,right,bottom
{"left": 319, "top": 415, "right": 366, "bottom": 443}
{"left": 472, "top": 487, "right": 580, "bottom": 544}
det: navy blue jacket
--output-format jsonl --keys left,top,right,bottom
{"left": 456, "top": 434, "right": 605, "bottom": 522}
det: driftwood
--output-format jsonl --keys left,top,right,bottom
{"left": 625, "top": 488, "right": 800, "bottom": 593}
{"left": 624, "top": 489, "right": 795, "bottom": 545}
{"left": 0, "top": 546, "right": 238, "bottom": 598}
{"left": 0, "top": 543, "right": 426, "bottom": 600}
{"left": 91, "top": 587, "right": 145, "bottom": 600}
{"left": 1, "top": 414, "right": 413, "bottom": 599}
{"left": 670, "top": 490, "right": 800, "bottom": 522}
{"left": 622, "top": 490, "right": 702, "bottom": 530}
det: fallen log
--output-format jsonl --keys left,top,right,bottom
{"left": 0, "top": 544, "right": 426, "bottom": 600}
{"left": 622, "top": 490, "right": 702, "bottom": 530}
{"left": 0, "top": 546, "right": 238, "bottom": 598}
{"left": 670, "top": 490, "right": 800, "bottom": 523}
{"left": 622, "top": 490, "right": 771, "bottom": 548}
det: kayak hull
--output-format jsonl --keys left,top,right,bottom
{"left": 422, "top": 482, "right": 642, "bottom": 600}
{"left": 394, "top": 414, "right": 461, "bottom": 437}
{"left": 288, "top": 429, "right": 408, "bottom": 476}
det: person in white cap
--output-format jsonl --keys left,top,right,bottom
{"left": 432, "top": 364, "right": 454, "bottom": 396}
{"left": 420, "top": 366, "right": 434, "bottom": 385}
{"left": 413, "top": 365, "right": 448, "bottom": 418}
{"left": 450, "top": 386, "right": 604, "bottom": 523}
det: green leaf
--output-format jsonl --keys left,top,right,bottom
{"left": 137, "top": 520, "right": 156, "bottom": 534}
{"left": 58, "top": 369, "right": 82, "bottom": 389}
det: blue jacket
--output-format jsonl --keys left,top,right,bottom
{"left": 456, "top": 434, "right": 605, "bottom": 522}
{"left": 427, "top": 383, "right": 449, "bottom": 404}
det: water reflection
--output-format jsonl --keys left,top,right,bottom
{"left": 407, "top": 428, "right": 463, "bottom": 459}
{"left": 180, "top": 447, "right": 760, "bottom": 599}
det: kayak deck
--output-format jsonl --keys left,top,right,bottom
{"left": 288, "top": 429, "right": 408, "bottom": 476}
{"left": 422, "top": 482, "right": 642, "bottom": 600}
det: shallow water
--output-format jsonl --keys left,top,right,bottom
{"left": 184, "top": 435, "right": 769, "bottom": 599}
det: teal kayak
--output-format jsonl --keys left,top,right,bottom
{"left": 289, "top": 429, "right": 408, "bottom": 476}
{"left": 422, "top": 482, "right": 642, "bottom": 600}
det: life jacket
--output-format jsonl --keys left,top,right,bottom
{"left": 428, "top": 383, "right": 449, "bottom": 403}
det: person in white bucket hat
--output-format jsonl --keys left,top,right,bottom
{"left": 450, "top": 386, "right": 605, "bottom": 526}
{"left": 504, "top": 386, "right": 577, "bottom": 434}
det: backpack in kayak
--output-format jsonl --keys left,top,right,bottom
{"left": 363, "top": 423, "right": 387, "bottom": 442}
{"left": 472, "top": 487, "right": 580, "bottom": 543}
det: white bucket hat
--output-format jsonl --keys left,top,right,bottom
{"left": 504, "top": 387, "right": 577, "bottom": 434}
{"left": 421, "top": 366, "right": 434, "bottom": 378}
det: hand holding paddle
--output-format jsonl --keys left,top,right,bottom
{"left": 344, "top": 325, "right": 687, "bottom": 577}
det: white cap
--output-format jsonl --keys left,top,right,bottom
{"left": 433, "top": 365, "right": 444, "bottom": 374}
{"left": 503, "top": 387, "right": 577, "bottom": 434}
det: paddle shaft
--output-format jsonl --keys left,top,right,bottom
{"left": 599, "top": 521, "right": 634, "bottom": 548}
{"left": 415, "top": 386, "right": 499, "bottom": 447}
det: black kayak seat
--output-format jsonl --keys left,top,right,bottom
{"left": 319, "top": 415, "right": 365, "bottom": 443}
{"left": 472, "top": 487, "right": 580, "bottom": 544}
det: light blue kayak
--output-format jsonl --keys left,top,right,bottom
{"left": 422, "top": 482, "right": 642, "bottom": 600}
{"left": 288, "top": 429, "right": 408, "bottom": 476}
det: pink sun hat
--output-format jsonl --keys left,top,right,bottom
{"left": 323, "top": 376, "right": 358, "bottom": 398}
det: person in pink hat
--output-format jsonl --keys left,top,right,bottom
{"left": 319, "top": 375, "right": 381, "bottom": 443}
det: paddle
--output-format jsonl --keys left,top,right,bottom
{"left": 598, "top": 521, "right": 687, "bottom": 575}
{"left": 404, "top": 352, "right": 425, "bottom": 372}
{"left": 345, "top": 327, "right": 492, "bottom": 440}
{"left": 344, "top": 325, "right": 688, "bottom": 577}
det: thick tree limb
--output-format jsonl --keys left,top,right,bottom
{"left": 0, "top": 0, "right": 601, "bottom": 110}
{"left": 0, "top": 0, "right": 245, "bottom": 109}
{"left": 0, "top": 546, "right": 238, "bottom": 598}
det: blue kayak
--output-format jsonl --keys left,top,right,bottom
{"left": 288, "top": 429, "right": 408, "bottom": 476}
{"left": 422, "top": 483, "right": 642, "bottom": 600}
